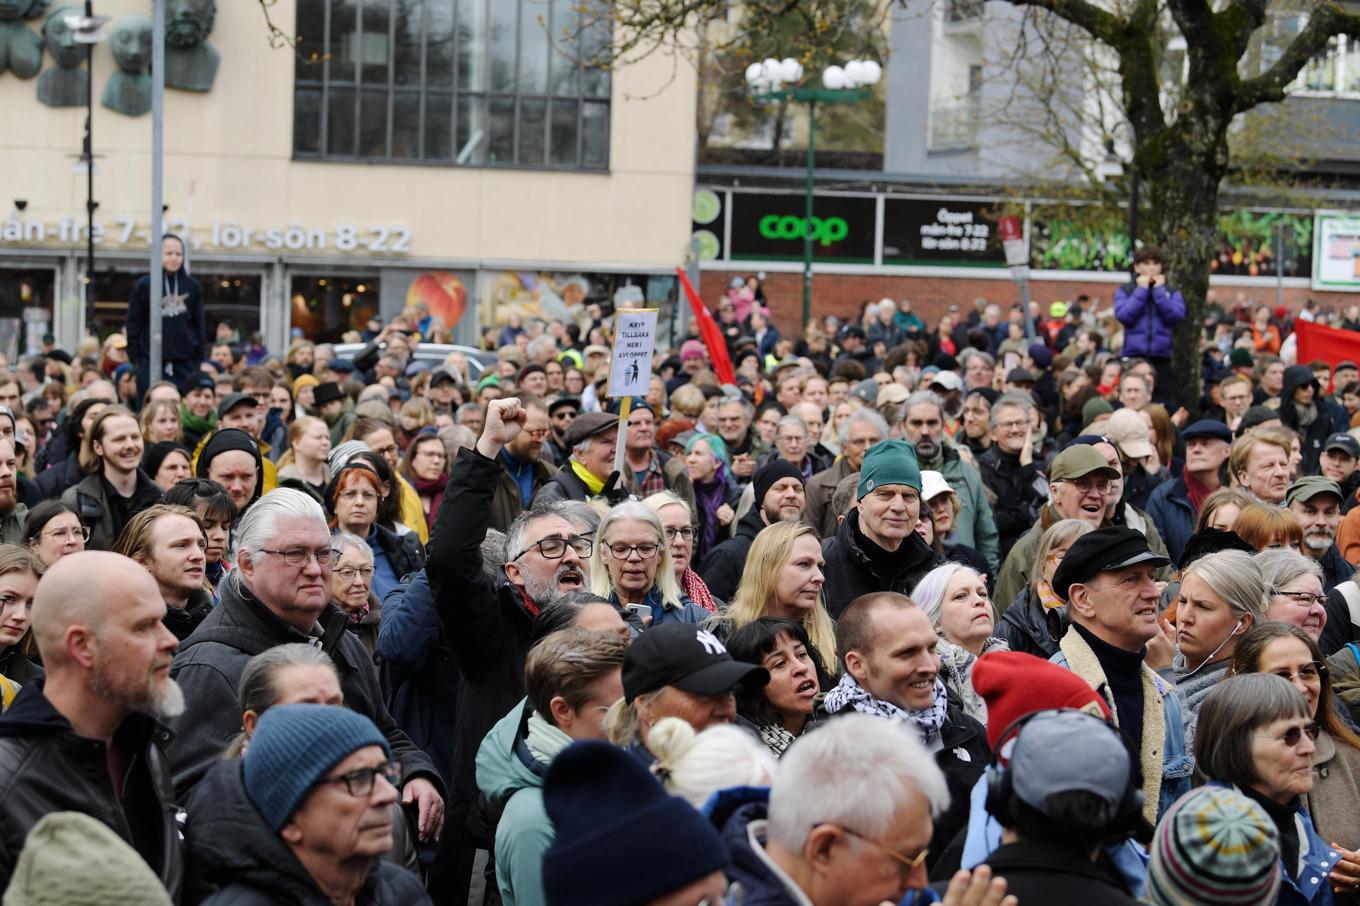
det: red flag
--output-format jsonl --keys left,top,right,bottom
{"left": 676, "top": 268, "right": 736, "bottom": 385}
{"left": 1294, "top": 319, "right": 1360, "bottom": 369}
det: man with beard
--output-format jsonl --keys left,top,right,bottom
{"left": 806, "top": 409, "right": 887, "bottom": 537}
{"left": 164, "top": 0, "right": 219, "bottom": 91}
{"left": 900, "top": 391, "right": 998, "bottom": 571}
{"left": 112, "top": 504, "right": 213, "bottom": 641}
{"left": 714, "top": 396, "right": 768, "bottom": 483}
{"left": 1286, "top": 477, "right": 1354, "bottom": 591}
{"left": 0, "top": 437, "right": 24, "bottom": 544}
{"left": 0, "top": 552, "right": 183, "bottom": 896}
{"left": 489, "top": 396, "right": 557, "bottom": 532}
{"left": 616, "top": 398, "right": 694, "bottom": 509}
{"left": 699, "top": 460, "right": 806, "bottom": 602}
{"left": 168, "top": 489, "right": 443, "bottom": 840}
{"left": 425, "top": 397, "right": 605, "bottom": 902}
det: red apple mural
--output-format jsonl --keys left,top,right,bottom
{"left": 407, "top": 270, "right": 467, "bottom": 326}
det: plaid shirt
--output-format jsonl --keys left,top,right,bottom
{"left": 633, "top": 450, "right": 669, "bottom": 497}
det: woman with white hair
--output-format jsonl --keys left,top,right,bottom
{"left": 1173, "top": 548, "right": 1270, "bottom": 749}
{"left": 909, "top": 563, "right": 1007, "bottom": 722}
{"left": 646, "top": 717, "right": 777, "bottom": 809}
{"left": 590, "top": 500, "right": 709, "bottom": 626}
{"left": 1255, "top": 547, "right": 1328, "bottom": 641}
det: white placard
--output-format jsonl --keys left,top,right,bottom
{"left": 606, "top": 309, "right": 659, "bottom": 398}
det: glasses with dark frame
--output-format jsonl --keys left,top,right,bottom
{"left": 258, "top": 547, "right": 334, "bottom": 567}
{"left": 1255, "top": 722, "right": 1321, "bottom": 747}
{"left": 511, "top": 535, "right": 593, "bottom": 561}
{"left": 319, "top": 760, "right": 403, "bottom": 797}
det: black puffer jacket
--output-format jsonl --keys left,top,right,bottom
{"left": 372, "top": 522, "right": 425, "bottom": 581}
{"left": 0, "top": 679, "right": 182, "bottom": 897}
{"left": 185, "top": 758, "right": 429, "bottom": 906}
{"left": 167, "top": 576, "right": 440, "bottom": 798}
{"left": 820, "top": 509, "right": 940, "bottom": 619}
{"left": 995, "top": 586, "right": 1069, "bottom": 659}
{"left": 698, "top": 508, "right": 766, "bottom": 602}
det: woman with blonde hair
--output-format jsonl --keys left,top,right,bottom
{"left": 643, "top": 491, "right": 720, "bottom": 612}
{"left": 0, "top": 545, "right": 43, "bottom": 711}
{"left": 721, "top": 520, "right": 837, "bottom": 672}
{"left": 275, "top": 415, "right": 331, "bottom": 494}
{"left": 590, "top": 500, "right": 708, "bottom": 626}
{"left": 646, "top": 717, "right": 776, "bottom": 807}
{"left": 139, "top": 398, "right": 182, "bottom": 445}
{"left": 1194, "top": 487, "right": 1256, "bottom": 534}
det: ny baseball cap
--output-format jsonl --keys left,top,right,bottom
{"left": 622, "top": 623, "right": 768, "bottom": 702}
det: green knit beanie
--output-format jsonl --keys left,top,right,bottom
{"left": 856, "top": 439, "right": 922, "bottom": 500}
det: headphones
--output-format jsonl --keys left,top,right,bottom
{"left": 984, "top": 709, "right": 1144, "bottom": 841}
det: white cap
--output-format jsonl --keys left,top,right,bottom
{"left": 930, "top": 371, "right": 964, "bottom": 392}
{"left": 921, "top": 470, "right": 953, "bottom": 502}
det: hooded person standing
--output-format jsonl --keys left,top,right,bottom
{"left": 126, "top": 234, "right": 205, "bottom": 400}
{"left": 1280, "top": 364, "right": 1349, "bottom": 476}
{"left": 1113, "top": 246, "right": 1184, "bottom": 406}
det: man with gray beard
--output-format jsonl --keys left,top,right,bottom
{"left": 164, "top": 0, "right": 220, "bottom": 91}
{"left": 0, "top": 552, "right": 184, "bottom": 897}
{"left": 426, "top": 397, "right": 601, "bottom": 902}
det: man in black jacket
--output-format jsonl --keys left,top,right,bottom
{"left": 821, "top": 440, "right": 939, "bottom": 619}
{"left": 699, "top": 459, "right": 805, "bottom": 601}
{"left": 531, "top": 411, "right": 618, "bottom": 505}
{"left": 0, "top": 552, "right": 183, "bottom": 897}
{"left": 167, "top": 488, "right": 444, "bottom": 837}
{"left": 977, "top": 393, "right": 1047, "bottom": 565}
{"left": 425, "top": 396, "right": 597, "bottom": 902}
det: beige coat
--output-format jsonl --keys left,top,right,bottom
{"left": 1308, "top": 728, "right": 1360, "bottom": 853}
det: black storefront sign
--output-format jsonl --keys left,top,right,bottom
{"left": 882, "top": 199, "right": 1005, "bottom": 267}
{"left": 728, "top": 193, "right": 876, "bottom": 264}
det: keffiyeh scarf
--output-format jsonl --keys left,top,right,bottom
{"left": 823, "top": 672, "right": 949, "bottom": 746}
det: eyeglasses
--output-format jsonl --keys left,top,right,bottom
{"left": 604, "top": 541, "right": 660, "bottom": 560}
{"left": 833, "top": 825, "right": 929, "bottom": 873}
{"left": 319, "top": 760, "right": 403, "bottom": 797}
{"left": 1256, "top": 722, "right": 1320, "bottom": 747}
{"left": 1275, "top": 590, "right": 1328, "bottom": 608}
{"left": 43, "top": 525, "right": 89, "bottom": 542}
{"left": 1270, "top": 662, "right": 1326, "bottom": 684}
{"left": 513, "top": 535, "right": 593, "bottom": 561}
{"left": 777, "top": 434, "right": 807, "bottom": 444}
{"left": 1067, "top": 478, "right": 1113, "bottom": 495}
{"left": 553, "top": 411, "right": 578, "bottom": 420}
{"left": 257, "top": 547, "right": 334, "bottom": 567}
{"left": 370, "top": 443, "right": 399, "bottom": 458}
{"left": 994, "top": 419, "right": 1028, "bottom": 432}
{"left": 337, "top": 566, "right": 376, "bottom": 582}
{"left": 664, "top": 526, "right": 696, "bottom": 542}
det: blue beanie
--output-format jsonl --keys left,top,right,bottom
{"left": 542, "top": 741, "right": 728, "bottom": 906}
{"left": 244, "top": 704, "right": 390, "bottom": 832}
{"left": 856, "top": 439, "right": 922, "bottom": 500}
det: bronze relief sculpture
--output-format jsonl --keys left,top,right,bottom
{"left": 101, "top": 13, "right": 151, "bottom": 116}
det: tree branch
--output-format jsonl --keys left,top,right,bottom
{"left": 996, "top": 0, "right": 1123, "bottom": 45}
{"left": 1236, "top": 1, "right": 1360, "bottom": 112}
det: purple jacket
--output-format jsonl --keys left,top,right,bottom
{"left": 1114, "top": 282, "right": 1185, "bottom": 358}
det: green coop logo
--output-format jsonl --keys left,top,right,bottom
{"left": 758, "top": 214, "right": 849, "bottom": 247}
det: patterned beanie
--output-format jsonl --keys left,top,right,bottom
{"left": 244, "top": 704, "right": 390, "bottom": 832}
{"left": 1147, "top": 786, "right": 1281, "bottom": 906}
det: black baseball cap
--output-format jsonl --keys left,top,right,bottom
{"left": 622, "top": 623, "right": 768, "bottom": 702}
{"left": 1051, "top": 526, "right": 1169, "bottom": 601}
{"left": 217, "top": 392, "right": 258, "bottom": 418}
{"left": 429, "top": 369, "right": 458, "bottom": 386}
{"left": 1325, "top": 433, "right": 1360, "bottom": 459}
{"left": 186, "top": 373, "right": 216, "bottom": 393}
{"left": 1181, "top": 419, "right": 1232, "bottom": 443}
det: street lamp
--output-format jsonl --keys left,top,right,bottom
{"left": 746, "top": 58, "right": 882, "bottom": 328}
{"left": 65, "top": 7, "right": 110, "bottom": 338}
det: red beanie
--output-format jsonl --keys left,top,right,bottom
{"left": 972, "top": 651, "right": 1113, "bottom": 752}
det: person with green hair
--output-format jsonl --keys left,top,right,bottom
{"left": 682, "top": 432, "right": 738, "bottom": 567}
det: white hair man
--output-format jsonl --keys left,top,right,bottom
{"left": 725, "top": 713, "right": 1014, "bottom": 906}
{"left": 167, "top": 489, "right": 446, "bottom": 842}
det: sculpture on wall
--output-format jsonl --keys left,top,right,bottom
{"left": 164, "top": 0, "right": 217, "bottom": 92}
{"left": 101, "top": 14, "right": 151, "bottom": 116}
{"left": 36, "top": 4, "right": 83, "bottom": 106}
{"left": 0, "top": 0, "right": 47, "bottom": 79}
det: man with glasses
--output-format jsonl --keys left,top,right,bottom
{"left": 1286, "top": 477, "right": 1354, "bottom": 592}
{"left": 425, "top": 396, "right": 601, "bottom": 903}
{"left": 489, "top": 396, "right": 558, "bottom": 532}
{"left": 979, "top": 393, "right": 1047, "bottom": 565}
{"left": 169, "top": 488, "right": 445, "bottom": 847}
{"left": 994, "top": 444, "right": 1120, "bottom": 609}
{"left": 715, "top": 396, "right": 767, "bottom": 482}
{"left": 184, "top": 704, "right": 429, "bottom": 904}
{"left": 1219, "top": 374, "right": 1254, "bottom": 433}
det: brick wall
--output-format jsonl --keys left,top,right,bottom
{"left": 698, "top": 268, "right": 1359, "bottom": 337}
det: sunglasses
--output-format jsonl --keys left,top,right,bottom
{"left": 1257, "top": 722, "right": 1320, "bottom": 747}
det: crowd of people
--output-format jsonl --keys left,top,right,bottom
{"left": 1, "top": 239, "right": 1360, "bottom": 904}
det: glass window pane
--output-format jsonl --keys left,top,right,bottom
{"left": 358, "top": 0, "right": 391, "bottom": 84}
{"left": 457, "top": 0, "right": 485, "bottom": 91}
{"left": 394, "top": 0, "right": 424, "bottom": 87}
{"left": 359, "top": 88, "right": 389, "bottom": 157}
{"left": 580, "top": 13, "right": 610, "bottom": 98}
{"left": 295, "top": 0, "right": 326, "bottom": 82}
{"left": 328, "top": 0, "right": 358, "bottom": 82}
{"left": 457, "top": 93, "right": 487, "bottom": 164}
{"left": 520, "top": 0, "right": 549, "bottom": 94}
{"left": 392, "top": 91, "right": 421, "bottom": 158}
{"left": 488, "top": 0, "right": 517, "bottom": 92}
{"left": 294, "top": 87, "right": 323, "bottom": 154}
{"left": 425, "top": 91, "right": 453, "bottom": 160}
{"left": 519, "top": 97, "right": 547, "bottom": 165}
{"left": 581, "top": 100, "right": 607, "bottom": 167}
{"left": 550, "top": 98, "right": 578, "bottom": 165}
{"left": 427, "top": 0, "right": 454, "bottom": 88}
{"left": 1346, "top": 37, "right": 1360, "bottom": 93}
{"left": 488, "top": 96, "right": 516, "bottom": 163}
{"left": 327, "top": 86, "right": 357, "bottom": 155}
{"left": 548, "top": 0, "right": 578, "bottom": 95}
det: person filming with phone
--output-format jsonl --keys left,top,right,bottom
{"left": 589, "top": 499, "right": 710, "bottom": 626}
{"left": 1113, "top": 245, "right": 1185, "bottom": 406}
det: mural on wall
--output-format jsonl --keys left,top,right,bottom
{"left": 101, "top": 14, "right": 151, "bottom": 116}
{"left": 0, "top": 0, "right": 45, "bottom": 79}
{"left": 164, "top": 0, "right": 217, "bottom": 91}
{"left": 482, "top": 271, "right": 594, "bottom": 327}
{"left": 405, "top": 271, "right": 468, "bottom": 329}
{"left": 36, "top": 4, "right": 83, "bottom": 106}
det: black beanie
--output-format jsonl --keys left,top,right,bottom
{"left": 196, "top": 428, "right": 264, "bottom": 505}
{"left": 754, "top": 459, "right": 804, "bottom": 506}
{"left": 143, "top": 441, "right": 191, "bottom": 482}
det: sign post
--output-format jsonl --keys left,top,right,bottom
{"left": 606, "top": 309, "right": 659, "bottom": 478}
{"left": 999, "top": 215, "right": 1036, "bottom": 339}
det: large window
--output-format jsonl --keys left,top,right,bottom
{"left": 294, "top": 0, "right": 612, "bottom": 168}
